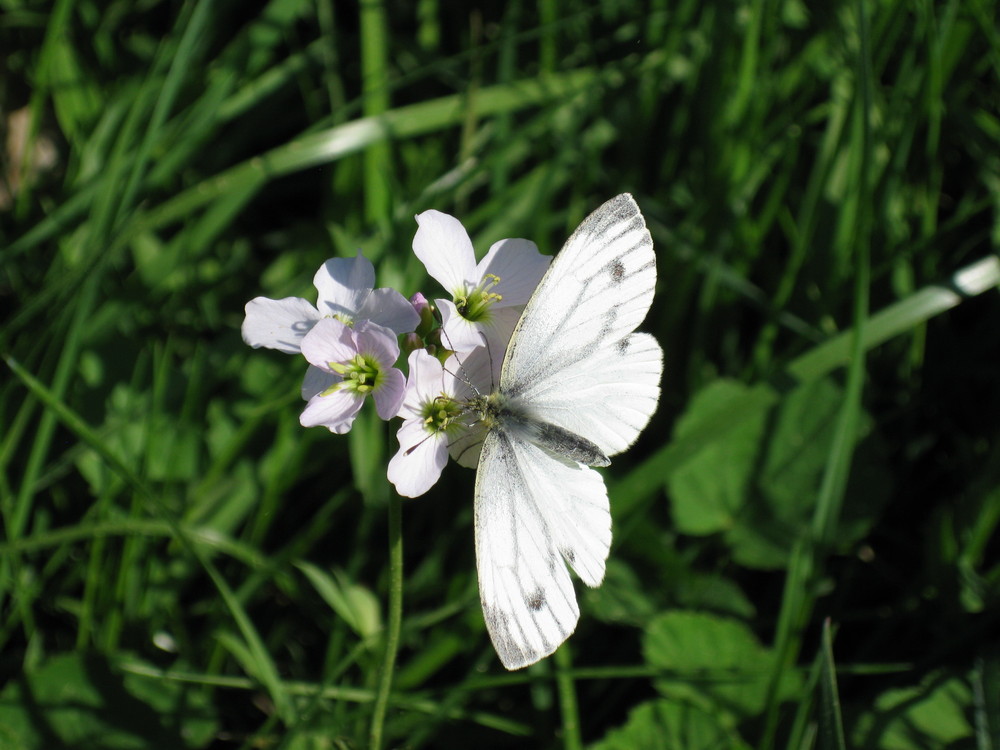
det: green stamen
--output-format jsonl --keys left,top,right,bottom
{"left": 422, "top": 395, "right": 464, "bottom": 434}
{"left": 332, "top": 312, "right": 355, "bottom": 326}
{"left": 455, "top": 274, "right": 502, "bottom": 322}
{"left": 325, "top": 353, "right": 383, "bottom": 396}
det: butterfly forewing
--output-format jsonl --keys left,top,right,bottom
{"left": 500, "top": 194, "right": 662, "bottom": 456}
{"left": 501, "top": 194, "right": 657, "bottom": 399}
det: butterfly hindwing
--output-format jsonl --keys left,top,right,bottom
{"left": 474, "top": 429, "right": 611, "bottom": 670}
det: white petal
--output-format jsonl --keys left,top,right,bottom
{"left": 313, "top": 253, "right": 375, "bottom": 318}
{"left": 359, "top": 288, "right": 422, "bottom": 334}
{"left": 413, "top": 210, "right": 478, "bottom": 294}
{"left": 447, "top": 342, "right": 503, "bottom": 400}
{"left": 438, "top": 300, "right": 488, "bottom": 353}
{"left": 387, "top": 420, "right": 449, "bottom": 497}
{"left": 447, "top": 422, "right": 487, "bottom": 468}
{"left": 242, "top": 297, "right": 321, "bottom": 354}
{"left": 477, "top": 238, "right": 551, "bottom": 307}
{"left": 475, "top": 305, "right": 523, "bottom": 361}
{"left": 406, "top": 349, "right": 448, "bottom": 407}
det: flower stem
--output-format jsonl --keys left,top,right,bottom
{"left": 368, "top": 492, "right": 403, "bottom": 750}
{"left": 554, "top": 646, "right": 583, "bottom": 750}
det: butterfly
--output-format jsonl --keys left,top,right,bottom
{"left": 466, "top": 193, "right": 662, "bottom": 670}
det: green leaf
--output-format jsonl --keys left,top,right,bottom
{"left": 588, "top": 698, "right": 750, "bottom": 750}
{"left": 853, "top": 674, "right": 974, "bottom": 749}
{"left": 643, "top": 611, "right": 800, "bottom": 719}
{"left": 668, "top": 379, "right": 768, "bottom": 535}
{"left": 673, "top": 573, "right": 757, "bottom": 619}
{"left": 297, "top": 562, "right": 383, "bottom": 641}
{"left": 732, "top": 377, "right": 889, "bottom": 569}
{"left": 667, "top": 377, "right": 891, "bottom": 569}
{"left": 585, "top": 559, "right": 659, "bottom": 627}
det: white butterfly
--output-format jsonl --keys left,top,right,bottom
{"left": 466, "top": 194, "right": 662, "bottom": 670}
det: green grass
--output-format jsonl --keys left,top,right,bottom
{"left": 2, "top": 0, "right": 1000, "bottom": 747}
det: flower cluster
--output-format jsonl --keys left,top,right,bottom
{"left": 242, "top": 210, "right": 549, "bottom": 497}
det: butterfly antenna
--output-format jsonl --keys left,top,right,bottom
{"left": 437, "top": 319, "right": 488, "bottom": 398}
{"left": 484, "top": 334, "right": 499, "bottom": 392}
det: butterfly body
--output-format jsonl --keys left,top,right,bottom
{"left": 473, "top": 392, "right": 611, "bottom": 467}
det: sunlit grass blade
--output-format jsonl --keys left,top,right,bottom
{"left": 360, "top": 0, "right": 392, "bottom": 224}
{"left": 137, "top": 66, "right": 607, "bottom": 232}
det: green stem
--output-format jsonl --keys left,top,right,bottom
{"left": 369, "top": 492, "right": 403, "bottom": 750}
{"left": 554, "top": 646, "right": 583, "bottom": 750}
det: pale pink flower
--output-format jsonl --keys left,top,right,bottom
{"left": 299, "top": 319, "right": 406, "bottom": 434}
{"left": 242, "top": 251, "right": 419, "bottom": 354}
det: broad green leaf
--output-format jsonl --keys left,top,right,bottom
{"left": 668, "top": 379, "right": 768, "bottom": 535}
{"left": 852, "top": 674, "right": 974, "bottom": 749}
{"left": 643, "top": 611, "right": 800, "bottom": 719}
{"left": 588, "top": 698, "right": 750, "bottom": 750}
{"left": 667, "top": 377, "right": 890, "bottom": 569}
{"left": 673, "top": 573, "right": 756, "bottom": 619}
{"left": 586, "top": 559, "right": 659, "bottom": 627}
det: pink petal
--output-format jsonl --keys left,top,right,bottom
{"left": 354, "top": 321, "right": 400, "bottom": 366}
{"left": 359, "top": 288, "right": 421, "bottom": 335}
{"left": 373, "top": 367, "right": 406, "bottom": 420}
{"left": 302, "top": 365, "right": 338, "bottom": 401}
{"left": 300, "top": 318, "right": 356, "bottom": 371}
{"left": 300, "top": 388, "right": 364, "bottom": 434}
